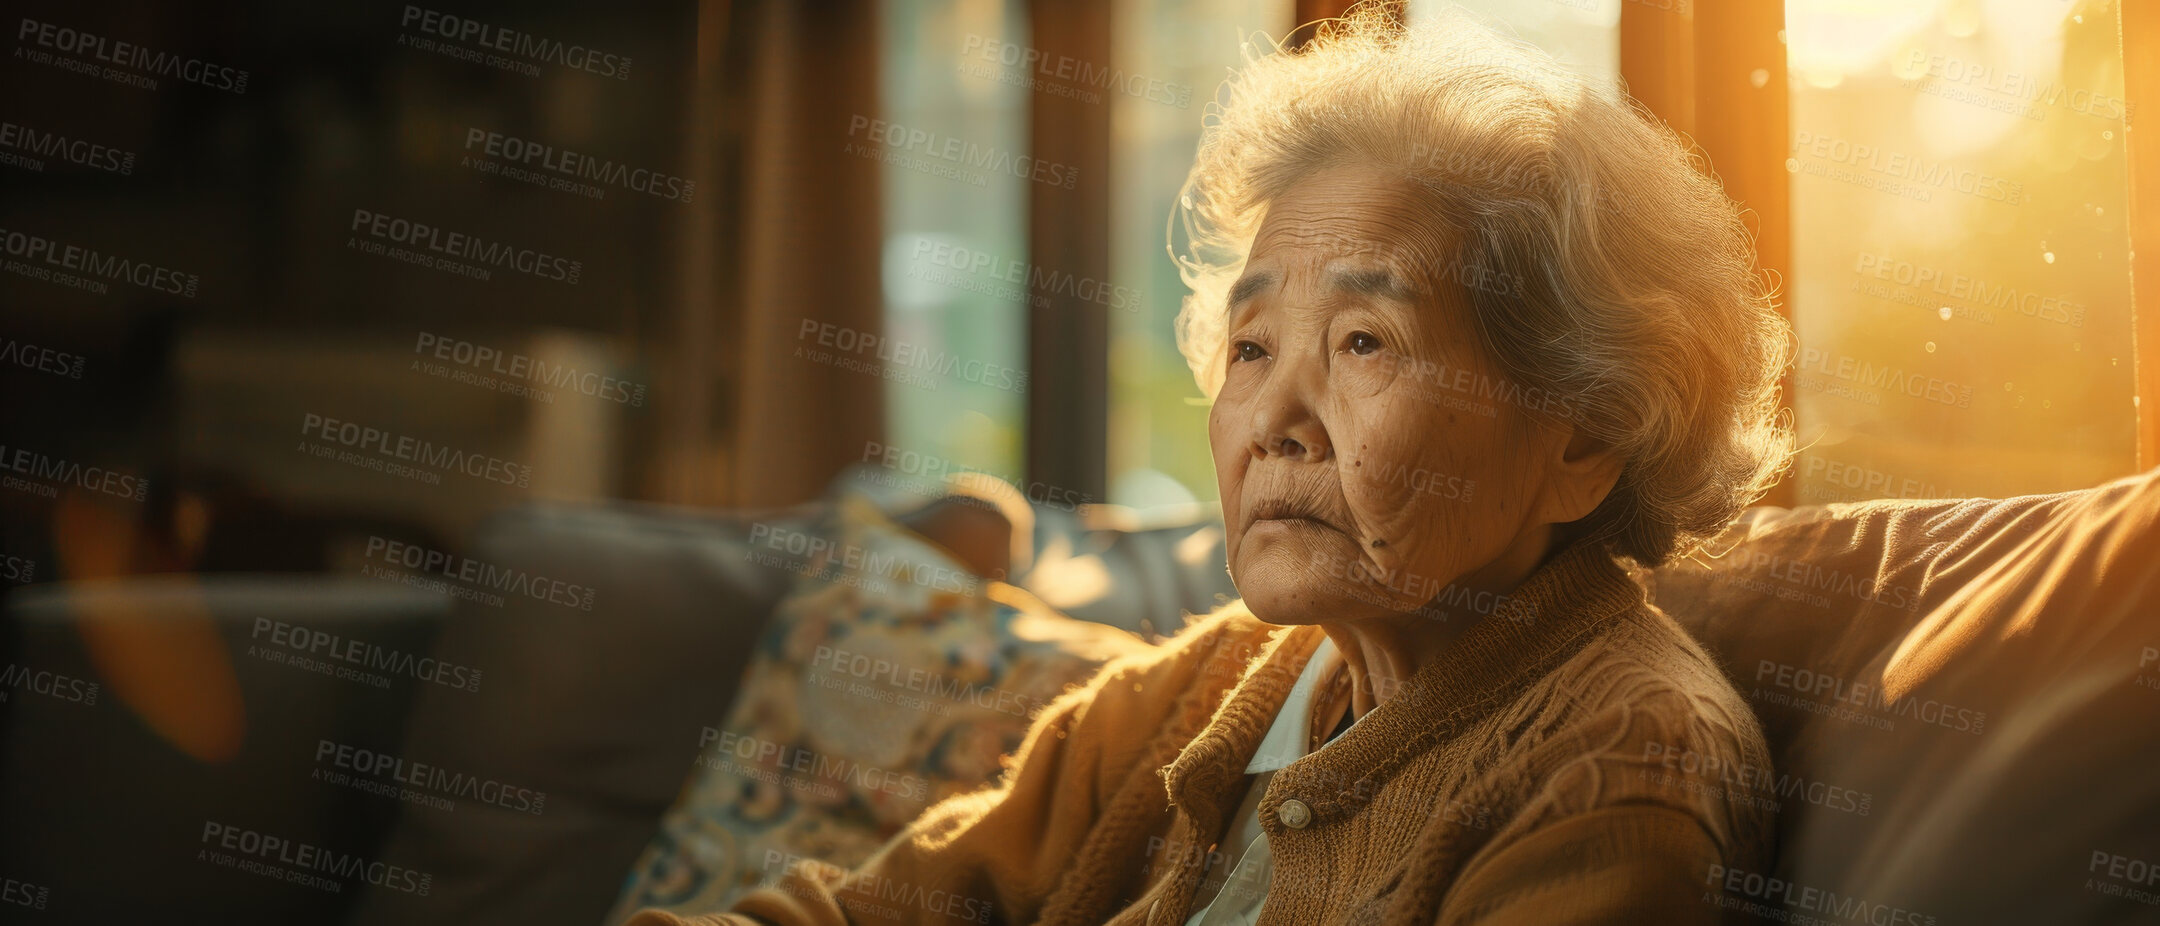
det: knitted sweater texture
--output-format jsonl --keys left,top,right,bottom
{"left": 630, "top": 542, "right": 1775, "bottom": 925}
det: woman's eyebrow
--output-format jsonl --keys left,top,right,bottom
{"left": 1228, "top": 270, "right": 1278, "bottom": 310}
{"left": 1325, "top": 265, "right": 1415, "bottom": 303}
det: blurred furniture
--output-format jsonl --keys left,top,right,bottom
{"left": 1649, "top": 470, "right": 2160, "bottom": 923}
{"left": 348, "top": 473, "right": 1237, "bottom": 926}
{"left": 6, "top": 467, "right": 2158, "bottom": 924}
{"left": 0, "top": 578, "right": 448, "bottom": 925}
{"left": 176, "top": 329, "right": 633, "bottom": 543}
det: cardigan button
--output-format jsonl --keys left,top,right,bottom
{"left": 1277, "top": 798, "right": 1313, "bottom": 829}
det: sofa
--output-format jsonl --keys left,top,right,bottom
{"left": 0, "top": 578, "right": 449, "bottom": 924}
{"left": 5, "top": 465, "right": 2158, "bottom": 924}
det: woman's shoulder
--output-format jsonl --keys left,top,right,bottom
{"left": 1601, "top": 602, "right": 1757, "bottom": 708}
{"left": 1508, "top": 602, "right": 1776, "bottom": 858}
{"left": 1538, "top": 602, "right": 1767, "bottom": 751}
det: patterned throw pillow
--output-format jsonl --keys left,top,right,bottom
{"left": 608, "top": 492, "right": 1143, "bottom": 921}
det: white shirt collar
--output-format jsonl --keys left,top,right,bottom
{"left": 1243, "top": 634, "right": 1345, "bottom": 774}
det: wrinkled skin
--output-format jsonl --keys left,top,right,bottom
{"left": 1209, "top": 162, "right": 1623, "bottom": 715}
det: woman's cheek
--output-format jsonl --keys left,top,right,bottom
{"left": 1332, "top": 350, "right": 1405, "bottom": 399}
{"left": 1340, "top": 395, "right": 1454, "bottom": 513}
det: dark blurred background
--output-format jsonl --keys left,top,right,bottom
{"left": 0, "top": 0, "right": 706, "bottom": 571}
{"left": 8, "top": 0, "right": 2156, "bottom": 618}
{"left": 2, "top": 0, "right": 2157, "bottom": 922}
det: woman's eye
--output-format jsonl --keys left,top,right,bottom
{"left": 1347, "top": 332, "right": 1382, "bottom": 356}
{"left": 1234, "top": 341, "right": 1266, "bottom": 362}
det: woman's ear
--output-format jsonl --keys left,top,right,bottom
{"left": 1531, "top": 422, "right": 1626, "bottom": 527}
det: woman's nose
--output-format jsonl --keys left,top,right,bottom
{"left": 1263, "top": 430, "right": 1328, "bottom": 461}
{"left": 1248, "top": 364, "right": 1331, "bottom": 463}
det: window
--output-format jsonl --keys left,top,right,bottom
{"left": 1410, "top": 0, "right": 1619, "bottom": 85}
{"left": 878, "top": 0, "right": 2144, "bottom": 515}
{"left": 1785, "top": 0, "right": 2136, "bottom": 502}
{"left": 1107, "top": 0, "right": 1295, "bottom": 510}
{"left": 880, "top": 0, "right": 1033, "bottom": 491}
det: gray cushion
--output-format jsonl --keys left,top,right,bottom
{"left": 351, "top": 501, "right": 817, "bottom": 926}
{"left": 1, "top": 577, "right": 445, "bottom": 925}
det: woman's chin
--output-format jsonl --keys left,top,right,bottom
{"left": 1239, "top": 582, "right": 1402, "bottom": 626}
{"left": 1232, "top": 539, "right": 1403, "bottom": 626}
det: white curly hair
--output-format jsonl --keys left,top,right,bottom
{"left": 1171, "top": 3, "right": 1793, "bottom": 565}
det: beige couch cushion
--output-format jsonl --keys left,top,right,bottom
{"left": 1649, "top": 466, "right": 2160, "bottom": 922}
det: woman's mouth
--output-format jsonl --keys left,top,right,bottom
{"left": 1248, "top": 499, "right": 1339, "bottom": 531}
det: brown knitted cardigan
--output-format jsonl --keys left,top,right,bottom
{"left": 630, "top": 541, "right": 1775, "bottom": 925}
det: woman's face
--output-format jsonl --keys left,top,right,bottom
{"left": 1209, "top": 162, "right": 1612, "bottom": 626}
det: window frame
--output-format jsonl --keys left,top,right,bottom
{"left": 1014, "top": 0, "right": 2159, "bottom": 505}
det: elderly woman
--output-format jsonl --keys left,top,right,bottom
{"left": 639, "top": 7, "right": 1789, "bottom": 925}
